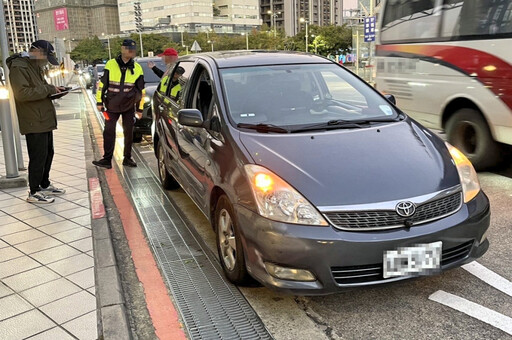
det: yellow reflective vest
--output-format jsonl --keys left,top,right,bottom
{"left": 96, "top": 56, "right": 145, "bottom": 113}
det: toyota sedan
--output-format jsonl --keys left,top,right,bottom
{"left": 152, "top": 51, "right": 490, "bottom": 295}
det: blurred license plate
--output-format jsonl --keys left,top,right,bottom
{"left": 383, "top": 241, "right": 442, "bottom": 278}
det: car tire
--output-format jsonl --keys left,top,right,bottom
{"left": 133, "top": 132, "right": 143, "bottom": 143}
{"left": 446, "top": 108, "right": 501, "bottom": 171}
{"left": 157, "top": 142, "right": 180, "bottom": 190}
{"left": 215, "top": 195, "right": 251, "bottom": 285}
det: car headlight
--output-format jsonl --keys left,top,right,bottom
{"left": 144, "top": 95, "right": 151, "bottom": 103}
{"left": 446, "top": 142, "right": 480, "bottom": 203}
{"left": 244, "top": 164, "right": 328, "bottom": 226}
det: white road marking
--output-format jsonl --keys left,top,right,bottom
{"left": 429, "top": 290, "right": 512, "bottom": 336}
{"left": 138, "top": 150, "right": 153, "bottom": 154}
{"left": 462, "top": 262, "right": 512, "bottom": 298}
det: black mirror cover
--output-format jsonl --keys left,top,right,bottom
{"left": 384, "top": 94, "right": 396, "bottom": 105}
{"left": 178, "top": 109, "right": 204, "bottom": 127}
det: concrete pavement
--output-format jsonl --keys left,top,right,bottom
{"left": 0, "top": 90, "right": 129, "bottom": 339}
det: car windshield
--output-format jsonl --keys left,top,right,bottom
{"left": 220, "top": 64, "right": 398, "bottom": 129}
{"left": 138, "top": 60, "right": 167, "bottom": 84}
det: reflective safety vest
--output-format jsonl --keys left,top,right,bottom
{"left": 170, "top": 83, "right": 181, "bottom": 99}
{"left": 96, "top": 58, "right": 145, "bottom": 113}
{"left": 158, "top": 75, "right": 170, "bottom": 95}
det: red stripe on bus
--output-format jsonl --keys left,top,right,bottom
{"left": 377, "top": 44, "right": 512, "bottom": 111}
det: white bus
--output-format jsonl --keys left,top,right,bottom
{"left": 375, "top": 0, "right": 512, "bottom": 170}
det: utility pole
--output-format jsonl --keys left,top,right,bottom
{"left": 134, "top": 2, "right": 144, "bottom": 57}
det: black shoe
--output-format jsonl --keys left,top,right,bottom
{"left": 92, "top": 159, "right": 112, "bottom": 169}
{"left": 122, "top": 158, "right": 137, "bottom": 167}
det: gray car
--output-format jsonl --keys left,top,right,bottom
{"left": 152, "top": 51, "right": 490, "bottom": 295}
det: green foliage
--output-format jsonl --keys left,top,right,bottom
{"left": 70, "top": 36, "right": 108, "bottom": 64}
{"left": 130, "top": 33, "right": 170, "bottom": 56}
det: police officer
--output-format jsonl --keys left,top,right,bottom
{"left": 93, "top": 39, "right": 145, "bottom": 169}
{"left": 168, "top": 66, "right": 185, "bottom": 99}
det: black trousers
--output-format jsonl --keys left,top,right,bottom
{"left": 102, "top": 110, "right": 135, "bottom": 161}
{"left": 26, "top": 131, "right": 54, "bottom": 194}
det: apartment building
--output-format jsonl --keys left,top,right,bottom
{"left": 3, "top": 0, "right": 38, "bottom": 53}
{"left": 34, "top": 0, "right": 120, "bottom": 47}
{"left": 261, "top": 0, "right": 345, "bottom": 36}
{"left": 117, "top": 0, "right": 261, "bottom": 34}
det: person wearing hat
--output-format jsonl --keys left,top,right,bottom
{"left": 148, "top": 47, "right": 179, "bottom": 79}
{"left": 93, "top": 38, "right": 145, "bottom": 169}
{"left": 6, "top": 40, "right": 67, "bottom": 204}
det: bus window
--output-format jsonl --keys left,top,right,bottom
{"left": 380, "top": 0, "right": 443, "bottom": 43}
{"left": 442, "top": 0, "right": 512, "bottom": 38}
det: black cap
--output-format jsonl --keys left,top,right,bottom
{"left": 31, "top": 40, "right": 58, "bottom": 65}
{"left": 122, "top": 39, "right": 137, "bottom": 50}
{"left": 175, "top": 66, "right": 185, "bottom": 75}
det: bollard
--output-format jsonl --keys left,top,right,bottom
{"left": 0, "top": 87, "right": 19, "bottom": 178}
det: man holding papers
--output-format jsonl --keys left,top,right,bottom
{"left": 6, "top": 40, "right": 66, "bottom": 204}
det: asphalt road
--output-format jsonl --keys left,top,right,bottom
{"left": 135, "top": 138, "right": 512, "bottom": 340}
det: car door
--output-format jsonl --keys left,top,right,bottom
{"left": 176, "top": 62, "right": 217, "bottom": 209}
{"left": 154, "top": 60, "right": 196, "bottom": 187}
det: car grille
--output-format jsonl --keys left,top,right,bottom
{"left": 324, "top": 192, "right": 462, "bottom": 231}
{"left": 331, "top": 240, "right": 474, "bottom": 285}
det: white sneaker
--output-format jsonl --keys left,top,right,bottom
{"left": 40, "top": 184, "right": 66, "bottom": 196}
{"left": 27, "top": 192, "right": 55, "bottom": 204}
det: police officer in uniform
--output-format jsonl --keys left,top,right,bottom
{"left": 93, "top": 39, "right": 145, "bottom": 169}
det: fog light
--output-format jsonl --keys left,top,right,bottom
{"left": 265, "top": 262, "right": 316, "bottom": 282}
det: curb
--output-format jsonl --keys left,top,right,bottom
{"left": 81, "top": 90, "right": 132, "bottom": 340}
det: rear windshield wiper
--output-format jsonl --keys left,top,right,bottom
{"left": 237, "top": 123, "right": 290, "bottom": 133}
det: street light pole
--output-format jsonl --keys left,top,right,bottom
{"left": 300, "top": 18, "right": 309, "bottom": 53}
{"left": 242, "top": 33, "right": 249, "bottom": 50}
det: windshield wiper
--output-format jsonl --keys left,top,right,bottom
{"left": 290, "top": 117, "right": 398, "bottom": 133}
{"left": 237, "top": 123, "right": 290, "bottom": 133}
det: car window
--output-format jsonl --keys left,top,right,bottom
{"left": 220, "top": 64, "right": 397, "bottom": 127}
{"left": 165, "top": 61, "right": 194, "bottom": 102}
{"left": 189, "top": 67, "right": 214, "bottom": 120}
{"left": 138, "top": 60, "right": 167, "bottom": 84}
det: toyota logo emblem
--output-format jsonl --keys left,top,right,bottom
{"left": 396, "top": 201, "right": 416, "bottom": 217}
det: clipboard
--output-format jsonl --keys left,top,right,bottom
{"left": 49, "top": 86, "right": 81, "bottom": 99}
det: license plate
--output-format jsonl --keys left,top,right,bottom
{"left": 383, "top": 241, "right": 442, "bottom": 279}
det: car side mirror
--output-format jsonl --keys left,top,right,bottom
{"left": 178, "top": 109, "right": 204, "bottom": 127}
{"left": 384, "top": 94, "right": 396, "bottom": 105}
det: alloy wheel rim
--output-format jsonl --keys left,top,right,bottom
{"left": 218, "top": 208, "right": 236, "bottom": 271}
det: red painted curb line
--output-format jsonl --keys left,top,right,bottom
{"left": 89, "top": 110, "right": 187, "bottom": 340}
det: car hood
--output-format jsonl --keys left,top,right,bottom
{"left": 238, "top": 120, "right": 460, "bottom": 207}
{"left": 145, "top": 84, "right": 158, "bottom": 98}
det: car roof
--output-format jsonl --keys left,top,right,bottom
{"left": 179, "top": 50, "right": 332, "bottom": 68}
{"left": 135, "top": 57, "right": 161, "bottom": 62}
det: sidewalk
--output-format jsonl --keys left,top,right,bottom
{"left": 0, "top": 92, "right": 97, "bottom": 339}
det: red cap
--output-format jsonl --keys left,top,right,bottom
{"left": 158, "top": 48, "right": 178, "bottom": 57}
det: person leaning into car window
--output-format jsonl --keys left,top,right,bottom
{"left": 93, "top": 39, "right": 145, "bottom": 169}
{"left": 169, "top": 66, "right": 185, "bottom": 100}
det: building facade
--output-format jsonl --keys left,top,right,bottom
{"left": 261, "top": 0, "right": 345, "bottom": 37}
{"left": 34, "top": 0, "right": 120, "bottom": 53}
{"left": 117, "top": 0, "right": 261, "bottom": 34}
{"left": 3, "top": 0, "right": 38, "bottom": 53}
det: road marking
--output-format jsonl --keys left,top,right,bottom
{"left": 429, "top": 290, "right": 512, "bottom": 336}
{"left": 463, "top": 262, "right": 512, "bottom": 298}
{"left": 138, "top": 150, "right": 153, "bottom": 154}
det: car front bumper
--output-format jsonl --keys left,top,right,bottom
{"left": 234, "top": 190, "right": 490, "bottom": 295}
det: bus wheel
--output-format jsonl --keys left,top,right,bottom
{"left": 446, "top": 108, "right": 501, "bottom": 171}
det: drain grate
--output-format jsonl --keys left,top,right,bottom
{"left": 112, "top": 148, "right": 273, "bottom": 340}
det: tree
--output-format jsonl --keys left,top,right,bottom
{"left": 70, "top": 36, "right": 107, "bottom": 64}
{"left": 130, "top": 33, "right": 170, "bottom": 56}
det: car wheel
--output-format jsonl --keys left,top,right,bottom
{"left": 215, "top": 195, "right": 251, "bottom": 285}
{"left": 446, "top": 108, "right": 501, "bottom": 171}
{"left": 157, "top": 142, "right": 179, "bottom": 190}
{"left": 133, "top": 132, "right": 143, "bottom": 143}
